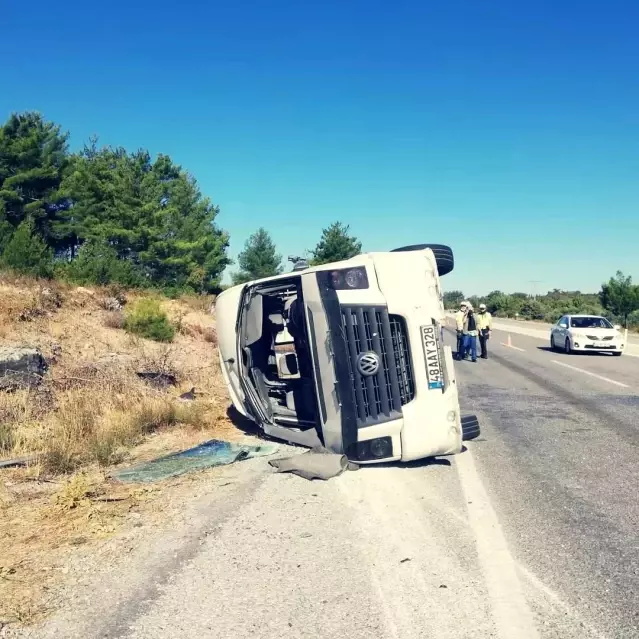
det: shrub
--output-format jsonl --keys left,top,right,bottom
{"left": 59, "top": 240, "right": 143, "bottom": 287}
{"left": 124, "top": 298, "right": 175, "bottom": 342}
{"left": 0, "top": 219, "right": 53, "bottom": 278}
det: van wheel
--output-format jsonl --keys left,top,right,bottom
{"left": 461, "top": 415, "right": 480, "bottom": 441}
{"left": 550, "top": 335, "right": 556, "bottom": 350}
{"left": 391, "top": 243, "right": 454, "bottom": 276}
{"left": 565, "top": 338, "right": 572, "bottom": 354}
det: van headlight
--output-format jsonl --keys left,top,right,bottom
{"left": 329, "top": 267, "right": 369, "bottom": 290}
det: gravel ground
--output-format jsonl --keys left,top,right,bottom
{"left": 6, "top": 331, "right": 638, "bottom": 639}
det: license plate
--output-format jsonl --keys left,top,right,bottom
{"left": 421, "top": 325, "right": 444, "bottom": 390}
{"left": 593, "top": 342, "right": 608, "bottom": 348}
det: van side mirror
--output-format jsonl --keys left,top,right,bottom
{"left": 559, "top": 322, "right": 568, "bottom": 329}
{"left": 614, "top": 324, "right": 621, "bottom": 331}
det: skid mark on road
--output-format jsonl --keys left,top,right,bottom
{"left": 551, "top": 360, "right": 630, "bottom": 388}
{"left": 456, "top": 448, "right": 540, "bottom": 639}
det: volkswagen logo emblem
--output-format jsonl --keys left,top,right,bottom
{"left": 356, "top": 351, "right": 380, "bottom": 377}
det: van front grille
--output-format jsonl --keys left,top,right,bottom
{"left": 340, "top": 306, "right": 415, "bottom": 428}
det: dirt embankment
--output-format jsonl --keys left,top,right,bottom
{"left": 0, "top": 273, "right": 240, "bottom": 628}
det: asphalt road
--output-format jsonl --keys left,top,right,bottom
{"left": 18, "top": 328, "right": 639, "bottom": 639}
{"left": 455, "top": 326, "right": 639, "bottom": 638}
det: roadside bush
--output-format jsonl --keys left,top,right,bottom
{"left": 124, "top": 298, "right": 175, "bottom": 342}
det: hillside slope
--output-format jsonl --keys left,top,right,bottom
{"left": 0, "top": 273, "right": 243, "bottom": 626}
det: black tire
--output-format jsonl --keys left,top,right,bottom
{"left": 461, "top": 415, "right": 480, "bottom": 441}
{"left": 550, "top": 335, "right": 556, "bottom": 351}
{"left": 565, "top": 338, "right": 572, "bottom": 355}
{"left": 391, "top": 243, "right": 454, "bottom": 276}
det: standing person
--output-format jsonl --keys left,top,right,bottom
{"left": 455, "top": 302, "right": 468, "bottom": 360}
{"left": 462, "top": 305, "right": 478, "bottom": 362}
{"left": 477, "top": 303, "right": 492, "bottom": 359}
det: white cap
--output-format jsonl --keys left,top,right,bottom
{"left": 479, "top": 303, "right": 487, "bottom": 310}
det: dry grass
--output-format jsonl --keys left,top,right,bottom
{"left": 0, "top": 274, "right": 237, "bottom": 625}
{"left": 177, "top": 293, "right": 215, "bottom": 313}
{"left": 103, "top": 311, "right": 125, "bottom": 329}
{"left": 1, "top": 326, "right": 228, "bottom": 473}
{"left": 178, "top": 321, "right": 218, "bottom": 344}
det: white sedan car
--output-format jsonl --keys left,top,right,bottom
{"left": 551, "top": 314, "right": 625, "bottom": 356}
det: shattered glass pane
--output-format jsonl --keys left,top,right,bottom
{"left": 112, "top": 439, "right": 279, "bottom": 483}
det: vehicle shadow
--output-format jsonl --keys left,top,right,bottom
{"left": 226, "top": 405, "right": 264, "bottom": 438}
{"left": 536, "top": 346, "right": 612, "bottom": 357}
{"left": 537, "top": 346, "right": 555, "bottom": 353}
{"left": 225, "top": 405, "right": 313, "bottom": 449}
{"left": 364, "top": 456, "right": 452, "bottom": 470}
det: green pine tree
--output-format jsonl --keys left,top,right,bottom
{"left": 232, "top": 228, "right": 282, "bottom": 284}
{"left": 61, "top": 145, "right": 230, "bottom": 292}
{"left": 599, "top": 271, "right": 639, "bottom": 327}
{"left": 0, "top": 112, "right": 70, "bottom": 251}
{"left": 1, "top": 218, "right": 53, "bottom": 277}
{"left": 311, "top": 222, "right": 362, "bottom": 266}
{"left": 443, "top": 290, "right": 465, "bottom": 309}
{"left": 0, "top": 213, "right": 12, "bottom": 253}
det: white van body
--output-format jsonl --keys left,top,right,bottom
{"left": 215, "top": 248, "right": 462, "bottom": 464}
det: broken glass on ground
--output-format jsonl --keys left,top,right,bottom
{"left": 111, "top": 439, "right": 279, "bottom": 483}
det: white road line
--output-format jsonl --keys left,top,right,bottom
{"left": 551, "top": 360, "right": 630, "bottom": 388}
{"left": 500, "top": 343, "right": 526, "bottom": 352}
{"left": 456, "top": 448, "right": 540, "bottom": 639}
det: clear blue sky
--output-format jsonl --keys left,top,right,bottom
{"left": 2, "top": 0, "right": 638, "bottom": 295}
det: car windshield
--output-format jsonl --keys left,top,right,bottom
{"left": 570, "top": 316, "right": 613, "bottom": 329}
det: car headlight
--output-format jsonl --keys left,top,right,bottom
{"left": 328, "top": 267, "right": 369, "bottom": 290}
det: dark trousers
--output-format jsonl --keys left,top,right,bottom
{"left": 456, "top": 332, "right": 464, "bottom": 358}
{"left": 479, "top": 331, "right": 489, "bottom": 358}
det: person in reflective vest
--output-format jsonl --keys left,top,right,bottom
{"left": 455, "top": 301, "right": 468, "bottom": 359}
{"left": 476, "top": 303, "right": 493, "bottom": 359}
